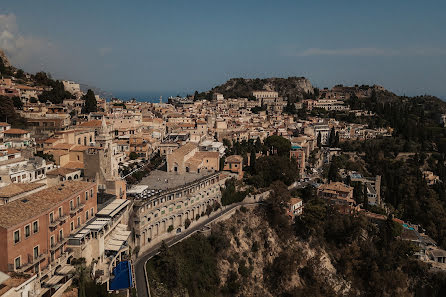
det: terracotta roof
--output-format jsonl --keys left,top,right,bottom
{"left": 319, "top": 182, "right": 353, "bottom": 193}
{"left": 172, "top": 142, "right": 198, "bottom": 157}
{"left": 225, "top": 155, "right": 243, "bottom": 163}
{"left": 194, "top": 151, "right": 220, "bottom": 159}
{"left": 63, "top": 161, "right": 84, "bottom": 169}
{"left": 0, "top": 122, "right": 10, "bottom": 127}
{"left": 6, "top": 149, "right": 19, "bottom": 154}
{"left": 44, "top": 138, "right": 59, "bottom": 144}
{"left": 77, "top": 120, "right": 103, "bottom": 128}
{"left": 0, "top": 181, "right": 95, "bottom": 229}
{"left": 185, "top": 157, "right": 203, "bottom": 170}
{"left": 0, "top": 183, "right": 46, "bottom": 198}
{"left": 52, "top": 143, "right": 75, "bottom": 150}
{"left": 47, "top": 167, "right": 80, "bottom": 176}
{"left": 3, "top": 128, "right": 29, "bottom": 134}
{"left": 289, "top": 197, "right": 302, "bottom": 206}
{"left": 178, "top": 123, "right": 195, "bottom": 128}
{"left": 71, "top": 145, "right": 90, "bottom": 151}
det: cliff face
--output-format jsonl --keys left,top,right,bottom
{"left": 214, "top": 206, "right": 353, "bottom": 296}
{"left": 211, "top": 77, "right": 314, "bottom": 100}
{"left": 0, "top": 49, "right": 11, "bottom": 67}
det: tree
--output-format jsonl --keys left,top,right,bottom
{"left": 206, "top": 205, "right": 213, "bottom": 217}
{"left": 329, "top": 127, "right": 336, "bottom": 147}
{"left": 82, "top": 89, "right": 98, "bottom": 113}
{"left": 317, "top": 132, "right": 322, "bottom": 148}
{"left": 167, "top": 225, "right": 174, "bottom": 233}
{"left": 213, "top": 202, "right": 221, "bottom": 211}
{"left": 249, "top": 148, "right": 256, "bottom": 171}
{"left": 15, "top": 69, "right": 25, "bottom": 79}
{"left": 0, "top": 96, "right": 26, "bottom": 127}
{"left": 264, "top": 135, "right": 291, "bottom": 156}
{"left": 184, "top": 218, "right": 191, "bottom": 229}
{"left": 12, "top": 96, "right": 23, "bottom": 110}
{"left": 223, "top": 138, "right": 232, "bottom": 149}
{"left": 38, "top": 79, "right": 73, "bottom": 104}
{"left": 129, "top": 152, "right": 138, "bottom": 160}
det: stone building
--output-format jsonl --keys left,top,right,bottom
{"left": 132, "top": 172, "right": 227, "bottom": 250}
{"left": 166, "top": 143, "right": 220, "bottom": 174}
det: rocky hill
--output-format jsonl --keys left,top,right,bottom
{"left": 0, "top": 49, "right": 12, "bottom": 68}
{"left": 209, "top": 77, "right": 314, "bottom": 100}
{"left": 146, "top": 201, "right": 446, "bottom": 297}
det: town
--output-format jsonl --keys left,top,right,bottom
{"left": 1, "top": 45, "right": 446, "bottom": 296}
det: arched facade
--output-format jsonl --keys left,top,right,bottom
{"left": 133, "top": 173, "right": 225, "bottom": 247}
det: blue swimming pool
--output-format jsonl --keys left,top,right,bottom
{"left": 403, "top": 224, "right": 415, "bottom": 230}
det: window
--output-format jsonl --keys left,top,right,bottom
{"left": 49, "top": 212, "right": 54, "bottom": 223}
{"left": 58, "top": 207, "right": 62, "bottom": 217}
{"left": 85, "top": 191, "right": 88, "bottom": 200}
{"left": 33, "top": 246, "right": 39, "bottom": 259}
{"left": 85, "top": 211, "right": 89, "bottom": 220}
{"left": 59, "top": 229, "right": 63, "bottom": 241}
{"left": 77, "top": 217, "right": 81, "bottom": 227}
{"left": 24, "top": 225, "right": 30, "bottom": 238}
{"left": 14, "top": 230, "right": 20, "bottom": 244}
{"left": 77, "top": 196, "right": 80, "bottom": 206}
{"left": 32, "top": 221, "right": 38, "bottom": 233}
{"left": 70, "top": 221, "right": 74, "bottom": 231}
{"left": 14, "top": 257, "right": 21, "bottom": 270}
{"left": 90, "top": 208, "right": 94, "bottom": 217}
{"left": 90, "top": 189, "right": 93, "bottom": 197}
{"left": 70, "top": 200, "right": 74, "bottom": 210}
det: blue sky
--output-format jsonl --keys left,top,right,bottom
{"left": 1, "top": 0, "right": 446, "bottom": 99}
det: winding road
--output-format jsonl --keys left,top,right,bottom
{"left": 134, "top": 202, "right": 247, "bottom": 297}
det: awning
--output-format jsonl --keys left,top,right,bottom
{"left": 105, "top": 244, "right": 121, "bottom": 252}
{"left": 57, "top": 265, "right": 75, "bottom": 275}
{"left": 113, "top": 234, "right": 130, "bottom": 241}
{"left": 45, "top": 275, "right": 64, "bottom": 286}
{"left": 97, "top": 199, "right": 130, "bottom": 218}
{"left": 105, "top": 238, "right": 125, "bottom": 251}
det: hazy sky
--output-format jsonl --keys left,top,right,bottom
{"left": 1, "top": 0, "right": 446, "bottom": 99}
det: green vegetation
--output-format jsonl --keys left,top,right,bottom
{"left": 0, "top": 95, "right": 27, "bottom": 128}
{"left": 263, "top": 135, "right": 291, "bottom": 156}
{"left": 147, "top": 238, "right": 222, "bottom": 297}
{"left": 82, "top": 89, "right": 98, "bottom": 113}
{"left": 36, "top": 72, "right": 74, "bottom": 104}
{"left": 221, "top": 178, "right": 247, "bottom": 206}
{"left": 72, "top": 258, "right": 114, "bottom": 297}
{"left": 247, "top": 155, "right": 298, "bottom": 187}
{"left": 210, "top": 77, "right": 312, "bottom": 100}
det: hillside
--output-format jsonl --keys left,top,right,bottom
{"left": 146, "top": 203, "right": 446, "bottom": 297}
{"left": 206, "top": 77, "right": 314, "bottom": 100}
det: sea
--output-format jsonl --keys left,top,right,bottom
{"left": 111, "top": 91, "right": 192, "bottom": 103}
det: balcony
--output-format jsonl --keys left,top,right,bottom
{"left": 49, "top": 220, "right": 59, "bottom": 228}
{"left": 13, "top": 252, "right": 47, "bottom": 273}
{"left": 69, "top": 203, "right": 85, "bottom": 215}
{"left": 50, "top": 237, "right": 69, "bottom": 252}
{"left": 49, "top": 215, "right": 69, "bottom": 228}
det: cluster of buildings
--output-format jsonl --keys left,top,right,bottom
{"left": 2, "top": 76, "right": 443, "bottom": 296}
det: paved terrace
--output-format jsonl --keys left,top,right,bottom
{"left": 138, "top": 169, "right": 211, "bottom": 191}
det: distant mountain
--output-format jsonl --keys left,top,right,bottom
{"left": 79, "top": 83, "right": 112, "bottom": 99}
{"left": 209, "top": 77, "right": 314, "bottom": 101}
